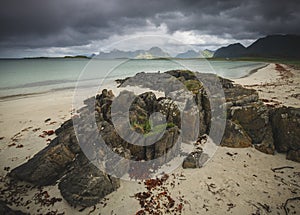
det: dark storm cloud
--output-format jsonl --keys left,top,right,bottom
{"left": 0, "top": 0, "right": 174, "bottom": 48}
{"left": 151, "top": 0, "right": 300, "bottom": 39}
{"left": 0, "top": 0, "right": 299, "bottom": 56}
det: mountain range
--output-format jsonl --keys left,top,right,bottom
{"left": 175, "top": 49, "right": 214, "bottom": 58}
{"left": 213, "top": 34, "right": 300, "bottom": 59}
{"left": 95, "top": 47, "right": 214, "bottom": 59}
{"left": 96, "top": 47, "right": 170, "bottom": 59}
{"left": 62, "top": 34, "right": 300, "bottom": 60}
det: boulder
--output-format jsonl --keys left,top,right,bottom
{"left": 182, "top": 151, "right": 209, "bottom": 169}
{"left": 59, "top": 154, "right": 120, "bottom": 207}
{"left": 221, "top": 120, "right": 252, "bottom": 148}
{"left": 228, "top": 101, "right": 275, "bottom": 154}
{"left": 9, "top": 137, "right": 76, "bottom": 186}
{"left": 271, "top": 107, "right": 300, "bottom": 161}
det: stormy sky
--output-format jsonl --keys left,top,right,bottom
{"left": 1, "top": 0, "right": 299, "bottom": 57}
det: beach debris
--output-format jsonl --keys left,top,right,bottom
{"left": 33, "top": 188, "right": 62, "bottom": 207}
{"left": 32, "top": 128, "right": 41, "bottom": 132}
{"left": 248, "top": 201, "right": 272, "bottom": 214}
{"left": 78, "top": 207, "right": 86, "bottom": 212}
{"left": 0, "top": 136, "right": 4, "bottom": 140}
{"left": 88, "top": 205, "right": 96, "bottom": 214}
{"left": 271, "top": 166, "right": 295, "bottom": 173}
{"left": 43, "top": 130, "right": 55, "bottom": 135}
{"left": 44, "top": 118, "right": 51, "bottom": 123}
{"left": 16, "top": 144, "right": 24, "bottom": 148}
{"left": 43, "top": 210, "right": 65, "bottom": 215}
{"left": 205, "top": 182, "right": 226, "bottom": 197}
{"left": 4, "top": 166, "right": 10, "bottom": 171}
{"left": 283, "top": 197, "right": 300, "bottom": 215}
{"left": 226, "top": 152, "right": 237, "bottom": 157}
{"left": 11, "top": 132, "right": 22, "bottom": 142}
{"left": 291, "top": 93, "right": 300, "bottom": 100}
{"left": 21, "top": 126, "right": 33, "bottom": 132}
{"left": 275, "top": 64, "right": 294, "bottom": 79}
{"left": 0, "top": 176, "right": 32, "bottom": 208}
{"left": 257, "top": 202, "right": 271, "bottom": 213}
{"left": 133, "top": 173, "right": 186, "bottom": 214}
{"left": 8, "top": 143, "right": 16, "bottom": 147}
{"left": 39, "top": 130, "right": 55, "bottom": 138}
{"left": 202, "top": 204, "right": 209, "bottom": 211}
{"left": 227, "top": 203, "right": 236, "bottom": 211}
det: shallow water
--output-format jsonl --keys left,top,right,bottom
{"left": 0, "top": 58, "right": 266, "bottom": 98}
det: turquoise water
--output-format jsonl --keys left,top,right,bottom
{"left": 0, "top": 59, "right": 266, "bottom": 98}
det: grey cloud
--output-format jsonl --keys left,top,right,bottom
{"left": 151, "top": 0, "right": 300, "bottom": 39}
{"left": 0, "top": 0, "right": 299, "bottom": 57}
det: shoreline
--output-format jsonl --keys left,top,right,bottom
{"left": 233, "top": 63, "right": 300, "bottom": 108}
{"left": 0, "top": 63, "right": 270, "bottom": 102}
{"left": 237, "top": 63, "right": 269, "bottom": 79}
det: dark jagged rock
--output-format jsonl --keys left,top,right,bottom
{"left": 117, "top": 70, "right": 300, "bottom": 162}
{"left": 59, "top": 154, "right": 120, "bottom": 207}
{"left": 9, "top": 69, "right": 300, "bottom": 210}
{"left": 228, "top": 101, "right": 275, "bottom": 154}
{"left": 8, "top": 89, "right": 123, "bottom": 206}
{"left": 224, "top": 84, "right": 275, "bottom": 154}
{"left": 0, "top": 201, "right": 27, "bottom": 215}
{"left": 229, "top": 102, "right": 270, "bottom": 144}
{"left": 221, "top": 120, "right": 252, "bottom": 148}
{"left": 271, "top": 107, "right": 300, "bottom": 162}
{"left": 182, "top": 151, "right": 209, "bottom": 169}
{"left": 10, "top": 113, "right": 81, "bottom": 186}
{"left": 10, "top": 85, "right": 183, "bottom": 206}
{"left": 9, "top": 137, "right": 76, "bottom": 186}
{"left": 157, "top": 97, "right": 181, "bottom": 127}
{"left": 117, "top": 71, "right": 282, "bottom": 157}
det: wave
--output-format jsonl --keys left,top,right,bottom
{"left": 0, "top": 79, "right": 77, "bottom": 90}
{"left": 227, "top": 62, "right": 266, "bottom": 70}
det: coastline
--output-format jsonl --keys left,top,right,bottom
{"left": 0, "top": 63, "right": 299, "bottom": 214}
{"left": 238, "top": 63, "right": 269, "bottom": 79}
{"left": 233, "top": 63, "right": 300, "bottom": 108}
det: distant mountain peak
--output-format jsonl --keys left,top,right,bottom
{"left": 176, "top": 50, "right": 200, "bottom": 58}
{"left": 175, "top": 49, "right": 214, "bottom": 58}
{"left": 213, "top": 34, "right": 300, "bottom": 59}
{"left": 96, "top": 46, "right": 170, "bottom": 59}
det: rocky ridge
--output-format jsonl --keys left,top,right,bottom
{"left": 4, "top": 70, "right": 300, "bottom": 209}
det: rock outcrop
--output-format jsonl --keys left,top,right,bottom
{"left": 270, "top": 107, "right": 300, "bottom": 162}
{"left": 9, "top": 87, "right": 183, "bottom": 206}
{"left": 224, "top": 89, "right": 275, "bottom": 154}
{"left": 117, "top": 70, "right": 299, "bottom": 160}
{"left": 221, "top": 120, "right": 252, "bottom": 148}
{"left": 0, "top": 201, "right": 27, "bottom": 215}
{"left": 58, "top": 154, "right": 120, "bottom": 207}
{"left": 9, "top": 124, "right": 78, "bottom": 186}
{"left": 8, "top": 69, "right": 300, "bottom": 208}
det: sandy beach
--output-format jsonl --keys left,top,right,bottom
{"left": 1, "top": 63, "right": 300, "bottom": 214}
{"left": 233, "top": 63, "right": 300, "bottom": 108}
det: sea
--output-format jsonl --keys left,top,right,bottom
{"left": 0, "top": 58, "right": 266, "bottom": 99}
